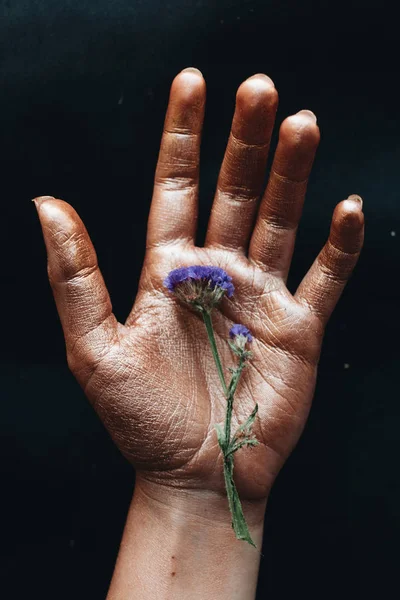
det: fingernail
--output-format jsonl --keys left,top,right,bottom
{"left": 32, "top": 195, "right": 55, "bottom": 210}
{"left": 347, "top": 194, "right": 363, "bottom": 209}
{"left": 296, "top": 109, "right": 317, "bottom": 124}
{"left": 247, "top": 73, "right": 275, "bottom": 86}
{"left": 180, "top": 67, "right": 203, "bottom": 76}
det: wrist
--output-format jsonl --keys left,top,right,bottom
{"left": 135, "top": 475, "right": 268, "bottom": 530}
{"left": 107, "top": 476, "right": 268, "bottom": 600}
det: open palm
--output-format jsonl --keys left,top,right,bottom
{"left": 35, "top": 68, "right": 364, "bottom": 505}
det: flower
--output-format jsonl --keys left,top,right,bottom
{"left": 229, "top": 324, "right": 253, "bottom": 358}
{"left": 163, "top": 265, "right": 234, "bottom": 312}
{"left": 229, "top": 324, "right": 253, "bottom": 343}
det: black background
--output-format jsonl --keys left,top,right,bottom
{"left": 3, "top": 1, "right": 399, "bottom": 598}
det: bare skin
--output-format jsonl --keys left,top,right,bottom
{"left": 35, "top": 67, "right": 364, "bottom": 599}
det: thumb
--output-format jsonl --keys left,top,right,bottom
{"left": 34, "top": 196, "right": 118, "bottom": 384}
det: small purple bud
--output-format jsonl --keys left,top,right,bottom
{"left": 229, "top": 324, "right": 253, "bottom": 358}
{"left": 229, "top": 324, "right": 253, "bottom": 343}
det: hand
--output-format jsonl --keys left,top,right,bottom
{"left": 35, "top": 67, "right": 364, "bottom": 510}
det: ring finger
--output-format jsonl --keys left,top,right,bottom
{"left": 248, "top": 110, "right": 320, "bottom": 280}
{"left": 204, "top": 74, "right": 278, "bottom": 252}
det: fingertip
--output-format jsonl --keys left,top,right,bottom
{"left": 280, "top": 111, "right": 320, "bottom": 149}
{"left": 232, "top": 74, "right": 278, "bottom": 146}
{"left": 334, "top": 197, "right": 365, "bottom": 228}
{"left": 34, "top": 196, "right": 75, "bottom": 224}
{"left": 330, "top": 198, "right": 365, "bottom": 254}
{"left": 34, "top": 197, "right": 89, "bottom": 255}
{"left": 296, "top": 109, "right": 317, "bottom": 124}
{"left": 166, "top": 68, "right": 206, "bottom": 135}
{"left": 247, "top": 72, "right": 275, "bottom": 86}
{"left": 172, "top": 67, "right": 206, "bottom": 102}
{"left": 272, "top": 110, "right": 320, "bottom": 182}
{"left": 346, "top": 194, "right": 363, "bottom": 210}
{"left": 236, "top": 74, "right": 278, "bottom": 113}
{"left": 180, "top": 66, "right": 203, "bottom": 77}
{"left": 32, "top": 195, "right": 56, "bottom": 209}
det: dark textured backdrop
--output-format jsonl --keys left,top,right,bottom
{"left": 3, "top": 1, "right": 399, "bottom": 598}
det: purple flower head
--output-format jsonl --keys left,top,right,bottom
{"left": 163, "top": 265, "right": 234, "bottom": 312}
{"left": 163, "top": 266, "right": 193, "bottom": 291}
{"left": 229, "top": 324, "right": 253, "bottom": 343}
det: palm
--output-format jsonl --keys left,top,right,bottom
{"left": 111, "top": 243, "right": 321, "bottom": 499}
{"left": 36, "top": 68, "right": 363, "bottom": 502}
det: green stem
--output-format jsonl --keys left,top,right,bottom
{"left": 223, "top": 455, "right": 257, "bottom": 548}
{"left": 202, "top": 311, "right": 228, "bottom": 397}
{"left": 224, "top": 396, "right": 233, "bottom": 452}
{"left": 224, "top": 358, "right": 245, "bottom": 450}
{"left": 202, "top": 312, "right": 255, "bottom": 547}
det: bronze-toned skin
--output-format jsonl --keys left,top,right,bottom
{"left": 35, "top": 68, "right": 364, "bottom": 599}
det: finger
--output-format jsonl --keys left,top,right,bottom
{"left": 295, "top": 196, "right": 364, "bottom": 325}
{"left": 34, "top": 196, "right": 118, "bottom": 377}
{"left": 249, "top": 110, "right": 320, "bottom": 279}
{"left": 146, "top": 67, "right": 206, "bottom": 249}
{"left": 205, "top": 74, "right": 278, "bottom": 252}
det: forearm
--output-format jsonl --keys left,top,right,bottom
{"left": 107, "top": 477, "right": 267, "bottom": 600}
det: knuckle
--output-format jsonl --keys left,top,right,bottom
{"left": 318, "top": 257, "right": 349, "bottom": 284}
